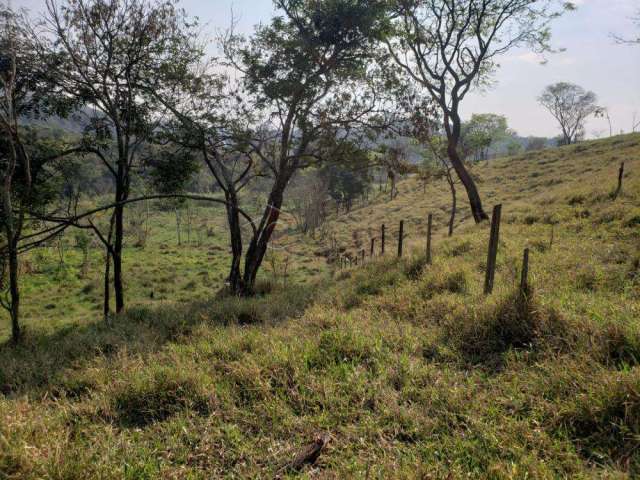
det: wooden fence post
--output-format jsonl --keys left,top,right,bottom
{"left": 381, "top": 224, "right": 385, "bottom": 255}
{"left": 426, "top": 213, "right": 433, "bottom": 265}
{"left": 398, "top": 220, "right": 404, "bottom": 258}
{"left": 520, "top": 248, "right": 530, "bottom": 298}
{"left": 370, "top": 238, "right": 375, "bottom": 257}
{"left": 354, "top": 255, "right": 358, "bottom": 267}
{"left": 361, "top": 249, "right": 365, "bottom": 265}
{"left": 484, "top": 204, "right": 502, "bottom": 295}
{"left": 614, "top": 162, "right": 625, "bottom": 199}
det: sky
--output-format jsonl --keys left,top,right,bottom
{"left": 11, "top": 0, "right": 640, "bottom": 139}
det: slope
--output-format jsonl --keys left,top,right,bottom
{"left": 1, "top": 133, "right": 639, "bottom": 478}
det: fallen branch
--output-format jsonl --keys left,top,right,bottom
{"left": 277, "top": 433, "right": 331, "bottom": 475}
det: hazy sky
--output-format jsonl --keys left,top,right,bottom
{"left": 12, "top": 0, "right": 640, "bottom": 139}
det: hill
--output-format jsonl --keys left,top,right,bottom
{"left": 1, "top": 133, "right": 639, "bottom": 478}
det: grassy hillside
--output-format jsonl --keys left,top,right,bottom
{"left": 1, "top": 133, "right": 639, "bottom": 478}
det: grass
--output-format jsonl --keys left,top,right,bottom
{"left": 1, "top": 133, "right": 640, "bottom": 478}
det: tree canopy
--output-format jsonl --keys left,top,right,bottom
{"left": 538, "top": 82, "right": 599, "bottom": 146}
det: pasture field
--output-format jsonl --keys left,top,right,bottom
{"left": 1, "top": 133, "right": 640, "bottom": 478}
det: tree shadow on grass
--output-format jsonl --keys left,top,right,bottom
{"left": 0, "top": 283, "right": 316, "bottom": 398}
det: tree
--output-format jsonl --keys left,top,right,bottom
{"left": 382, "top": 0, "right": 572, "bottom": 223}
{"left": 525, "top": 136, "right": 548, "bottom": 152}
{"left": 460, "top": 113, "right": 510, "bottom": 161}
{"left": 377, "top": 145, "right": 411, "bottom": 201}
{"left": 40, "top": 0, "right": 201, "bottom": 316}
{"left": 321, "top": 142, "right": 372, "bottom": 213}
{"left": 288, "top": 170, "right": 329, "bottom": 235}
{"left": 505, "top": 137, "right": 523, "bottom": 156}
{"left": 538, "top": 82, "right": 599, "bottom": 146}
{"left": 171, "top": 0, "right": 387, "bottom": 295}
{"left": 0, "top": 6, "right": 81, "bottom": 342}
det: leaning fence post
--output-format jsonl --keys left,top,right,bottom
{"left": 354, "top": 255, "right": 358, "bottom": 266}
{"left": 398, "top": 220, "right": 404, "bottom": 258}
{"left": 361, "top": 249, "right": 365, "bottom": 265}
{"left": 381, "top": 224, "right": 385, "bottom": 255}
{"left": 426, "top": 213, "right": 433, "bottom": 265}
{"left": 614, "top": 162, "right": 625, "bottom": 199}
{"left": 520, "top": 248, "right": 530, "bottom": 298}
{"left": 484, "top": 204, "right": 502, "bottom": 295}
{"left": 370, "top": 238, "right": 375, "bottom": 257}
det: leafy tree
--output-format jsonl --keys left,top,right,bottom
{"left": 505, "top": 137, "right": 524, "bottom": 156}
{"left": 538, "top": 82, "right": 599, "bottom": 146}
{"left": 321, "top": 143, "right": 372, "bottom": 213}
{"left": 460, "top": 114, "right": 510, "bottom": 161}
{"left": 40, "top": 0, "right": 202, "bottom": 315}
{"left": 381, "top": 0, "right": 573, "bottom": 222}
{"left": 0, "top": 6, "right": 81, "bottom": 343}
{"left": 525, "top": 136, "right": 548, "bottom": 152}
{"left": 171, "top": 0, "right": 387, "bottom": 295}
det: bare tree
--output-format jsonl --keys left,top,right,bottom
{"left": 382, "top": 0, "right": 572, "bottom": 223}
{"left": 538, "top": 82, "right": 599, "bottom": 145}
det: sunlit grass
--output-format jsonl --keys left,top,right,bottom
{"left": 1, "top": 133, "right": 639, "bottom": 478}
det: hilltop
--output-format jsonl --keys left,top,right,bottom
{"left": 1, "top": 133, "right": 639, "bottom": 478}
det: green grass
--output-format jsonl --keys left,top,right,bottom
{"left": 1, "top": 133, "right": 640, "bottom": 478}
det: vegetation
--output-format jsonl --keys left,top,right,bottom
{"left": 1, "top": 0, "right": 638, "bottom": 477}
{"left": 539, "top": 82, "right": 600, "bottom": 145}
{"left": 2, "top": 132, "right": 639, "bottom": 477}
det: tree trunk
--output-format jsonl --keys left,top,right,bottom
{"left": 446, "top": 134, "right": 487, "bottom": 223}
{"left": 8, "top": 239, "right": 21, "bottom": 344}
{"left": 2, "top": 167, "right": 21, "bottom": 343}
{"left": 225, "top": 191, "right": 244, "bottom": 294}
{"left": 113, "top": 202, "right": 125, "bottom": 313}
{"left": 242, "top": 186, "right": 285, "bottom": 294}
{"left": 103, "top": 248, "right": 111, "bottom": 320}
{"left": 175, "top": 207, "right": 182, "bottom": 246}
{"left": 447, "top": 173, "right": 456, "bottom": 237}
